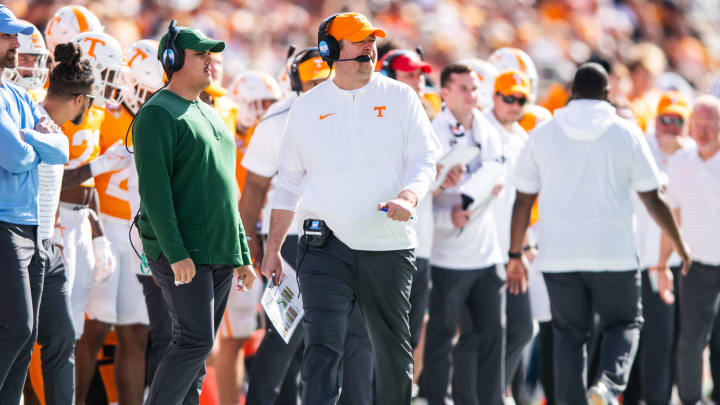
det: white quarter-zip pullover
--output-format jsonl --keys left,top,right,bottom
{"left": 273, "top": 73, "right": 437, "bottom": 251}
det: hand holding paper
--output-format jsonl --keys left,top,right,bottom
{"left": 261, "top": 259, "right": 304, "bottom": 343}
{"left": 433, "top": 144, "right": 480, "bottom": 190}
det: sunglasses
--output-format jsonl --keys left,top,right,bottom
{"left": 659, "top": 115, "right": 684, "bottom": 126}
{"left": 498, "top": 93, "right": 528, "bottom": 106}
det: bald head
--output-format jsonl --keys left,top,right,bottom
{"left": 691, "top": 95, "right": 720, "bottom": 157}
{"left": 694, "top": 95, "right": 720, "bottom": 117}
{"left": 571, "top": 63, "right": 609, "bottom": 101}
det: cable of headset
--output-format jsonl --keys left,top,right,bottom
{"left": 127, "top": 20, "right": 185, "bottom": 260}
{"left": 125, "top": 83, "right": 170, "bottom": 260}
{"left": 123, "top": 82, "right": 170, "bottom": 154}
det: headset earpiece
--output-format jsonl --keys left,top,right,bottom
{"left": 289, "top": 47, "right": 320, "bottom": 93}
{"left": 317, "top": 14, "right": 340, "bottom": 67}
{"left": 161, "top": 20, "right": 184, "bottom": 76}
{"left": 379, "top": 50, "right": 407, "bottom": 80}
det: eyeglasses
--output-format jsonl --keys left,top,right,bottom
{"left": 659, "top": 115, "right": 685, "bottom": 126}
{"left": 498, "top": 93, "right": 528, "bottom": 106}
{"left": 74, "top": 93, "right": 95, "bottom": 102}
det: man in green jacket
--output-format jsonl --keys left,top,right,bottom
{"left": 132, "top": 23, "right": 256, "bottom": 404}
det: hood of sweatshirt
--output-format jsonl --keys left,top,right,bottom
{"left": 554, "top": 99, "right": 618, "bottom": 141}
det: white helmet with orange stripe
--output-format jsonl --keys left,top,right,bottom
{"left": 489, "top": 48, "right": 539, "bottom": 102}
{"left": 44, "top": 5, "right": 103, "bottom": 52}
{"left": 229, "top": 70, "right": 282, "bottom": 128}
{"left": 72, "top": 32, "right": 128, "bottom": 108}
{"left": 3, "top": 21, "right": 49, "bottom": 89}
{"left": 123, "top": 40, "right": 165, "bottom": 115}
{"left": 276, "top": 65, "right": 292, "bottom": 97}
{"left": 459, "top": 58, "right": 498, "bottom": 110}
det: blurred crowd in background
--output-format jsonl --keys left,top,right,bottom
{"left": 8, "top": 0, "right": 720, "bottom": 124}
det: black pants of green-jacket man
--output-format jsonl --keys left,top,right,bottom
{"left": 133, "top": 88, "right": 253, "bottom": 404}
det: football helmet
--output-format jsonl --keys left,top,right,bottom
{"left": 229, "top": 70, "right": 282, "bottom": 128}
{"left": 459, "top": 58, "right": 498, "bottom": 110}
{"left": 123, "top": 39, "right": 165, "bottom": 114}
{"left": 72, "top": 32, "right": 128, "bottom": 107}
{"left": 489, "top": 48, "right": 539, "bottom": 102}
{"left": 3, "top": 21, "right": 49, "bottom": 89}
{"left": 44, "top": 5, "right": 103, "bottom": 52}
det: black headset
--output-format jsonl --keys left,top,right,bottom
{"left": 160, "top": 20, "right": 184, "bottom": 76}
{"left": 126, "top": 21, "right": 177, "bottom": 150}
{"left": 379, "top": 49, "right": 409, "bottom": 79}
{"left": 289, "top": 47, "right": 322, "bottom": 93}
{"left": 128, "top": 22, "right": 181, "bottom": 258}
{"left": 317, "top": 13, "right": 341, "bottom": 67}
{"left": 379, "top": 46, "right": 426, "bottom": 79}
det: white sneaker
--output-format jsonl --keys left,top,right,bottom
{"left": 505, "top": 397, "right": 517, "bottom": 405}
{"left": 587, "top": 382, "right": 618, "bottom": 405}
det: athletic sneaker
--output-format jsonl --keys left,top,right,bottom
{"left": 587, "top": 382, "right": 618, "bottom": 405}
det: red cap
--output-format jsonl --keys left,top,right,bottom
{"left": 385, "top": 50, "right": 432, "bottom": 73}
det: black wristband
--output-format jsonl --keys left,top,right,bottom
{"left": 508, "top": 251, "right": 522, "bottom": 259}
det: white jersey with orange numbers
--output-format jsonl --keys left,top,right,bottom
{"left": 61, "top": 104, "right": 105, "bottom": 187}
{"left": 95, "top": 104, "right": 134, "bottom": 220}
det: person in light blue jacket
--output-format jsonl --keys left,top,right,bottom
{"left": 0, "top": 6, "right": 69, "bottom": 403}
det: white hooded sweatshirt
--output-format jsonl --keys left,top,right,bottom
{"left": 514, "top": 99, "right": 661, "bottom": 272}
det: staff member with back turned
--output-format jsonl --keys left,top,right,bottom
{"left": 262, "top": 12, "right": 438, "bottom": 405}
{"left": 507, "top": 63, "right": 689, "bottom": 405}
{"left": 132, "top": 22, "right": 256, "bottom": 404}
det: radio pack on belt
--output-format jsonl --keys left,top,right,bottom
{"left": 303, "top": 219, "right": 332, "bottom": 247}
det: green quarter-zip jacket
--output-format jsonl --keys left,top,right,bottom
{"left": 133, "top": 89, "right": 251, "bottom": 266}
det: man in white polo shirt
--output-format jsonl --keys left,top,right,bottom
{"left": 423, "top": 62, "right": 506, "bottom": 405}
{"left": 661, "top": 95, "right": 720, "bottom": 405}
{"left": 625, "top": 91, "right": 694, "bottom": 405}
{"left": 262, "top": 12, "right": 437, "bottom": 405}
{"left": 508, "top": 63, "right": 689, "bottom": 405}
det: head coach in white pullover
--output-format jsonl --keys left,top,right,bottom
{"left": 507, "top": 63, "right": 689, "bottom": 405}
{"left": 261, "top": 12, "right": 437, "bottom": 405}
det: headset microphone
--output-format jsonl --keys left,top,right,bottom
{"left": 334, "top": 55, "right": 371, "bottom": 63}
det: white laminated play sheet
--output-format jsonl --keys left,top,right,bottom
{"left": 261, "top": 259, "right": 304, "bottom": 344}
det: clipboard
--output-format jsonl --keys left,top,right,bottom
{"left": 433, "top": 144, "right": 480, "bottom": 190}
